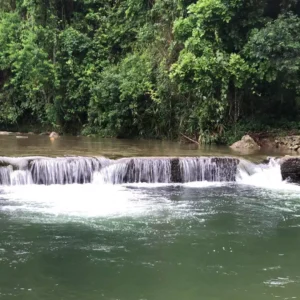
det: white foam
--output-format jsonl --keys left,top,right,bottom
{"left": 236, "top": 158, "right": 300, "bottom": 191}
{"left": 0, "top": 184, "right": 156, "bottom": 218}
{"left": 0, "top": 182, "right": 209, "bottom": 222}
{"left": 183, "top": 181, "right": 228, "bottom": 188}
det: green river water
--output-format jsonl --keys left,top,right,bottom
{"left": 0, "top": 135, "right": 300, "bottom": 300}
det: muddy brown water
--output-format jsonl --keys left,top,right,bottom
{"left": 0, "top": 135, "right": 296, "bottom": 160}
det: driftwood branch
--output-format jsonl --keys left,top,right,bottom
{"left": 180, "top": 133, "right": 200, "bottom": 145}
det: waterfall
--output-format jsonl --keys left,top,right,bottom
{"left": 0, "top": 156, "right": 111, "bottom": 186}
{"left": 0, "top": 156, "right": 283, "bottom": 186}
{"left": 179, "top": 157, "right": 239, "bottom": 182}
{"left": 93, "top": 157, "right": 238, "bottom": 184}
{"left": 0, "top": 166, "right": 33, "bottom": 186}
{"left": 0, "top": 166, "right": 12, "bottom": 185}
{"left": 30, "top": 157, "right": 111, "bottom": 185}
{"left": 236, "top": 158, "right": 283, "bottom": 187}
{"left": 94, "top": 158, "right": 172, "bottom": 184}
{"left": 10, "top": 170, "right": 33, "bottom": 185}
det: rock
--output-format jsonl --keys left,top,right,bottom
{"left": 260, "top": 157, "right": 272, "bottom": 164}
{"left": 259, "top": 138, "right": 276, "bottom": 148}
{"left": 288, "top": 145, "right": 298, "bottom": 150}
{"left": 0, "top": 131, "right": 12, "bottom": 135}
{"left": 49, "top": 132, "right": 59, "bottom": 139}
{"left": 280, "top": 157, "right": 300, "bottom": 183}
{"left": 16, "top": 136, "right": 28, "bottom": 139}
{"left": 230, "top": 135, "right": 260, "bottom": 151}
{"left": 27, "top": 132, "right": 35, "bottom": 135}
{"left": 275, "top": 136, "right": 300, "bottom": 151}
{"left": 170, "top": 158, "right": 183, "bottom": 183}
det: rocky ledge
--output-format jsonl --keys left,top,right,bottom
{"left": 231, "top": 134, "right": 300, "bottom": 153}
{"left": 280, "top": 156, "right": 300, "bottom": 183}
{"left": 275, "top": 136, "right": 300, "bottom": 152}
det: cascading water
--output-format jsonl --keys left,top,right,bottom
{"left": 179, "top": 157, "right": 239, "bottom": 182}
{"left": 10, "top": 170, "right": 33, "bottom": 185}
{"left": 94, "top": 158, "right": 172, "bottom": 184}
{"left": 0, "top": 155, "right": 285, "bottom": 186}
{"left": 0, "top": 167, "right": 33, "bottom": 186}
{"left": 0, "top": 166, "right": 12, "bottom": 185}
{"left": 236, "top": 157, "right": 283, "bottom": 188}
{"left": 30, "top": 157, "right": 111, "bottom": 185}
{"left": 0, "top": 156, "right": 111, "bottom": 186}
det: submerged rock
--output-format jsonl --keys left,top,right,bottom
{"left": 230, "top": 135, "right": 260, "bottom": 151}
{"left": 0, "top": 131, "right": 12, "bottom": 135}
{"left": 16, "top": 136, "right": 28, "bottom": 139}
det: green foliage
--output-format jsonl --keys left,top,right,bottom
{"left": 89, "top": 52, "right": 160, "bottom": 138}
{"left": 0, "top": 0, "right": 300, "bottom": 142}
{"left": 245, "top": 14, "right": 300, "bottom": 89}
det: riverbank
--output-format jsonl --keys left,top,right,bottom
{"left": 229, "top": 132, "right": 300, "bottom": 155}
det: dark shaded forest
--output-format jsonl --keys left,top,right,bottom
{"left": 0, "top": 0, "right": 300, "bottom": 143}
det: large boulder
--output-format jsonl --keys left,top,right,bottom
{"left": 280, "top": 156, "right": 300, "bottom": 183}
{"left": 230, "top": 135, "right": 260, "bottom": 151}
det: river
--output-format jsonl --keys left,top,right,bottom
{"left": 0, "top": 135, "right": 299, "bottom": 300}
{"left": 0, "top": 134, "right": 293, "bottom": 159}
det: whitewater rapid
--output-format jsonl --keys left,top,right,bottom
{"left": 1, "top": 156, "right": 300, "bottom": 221}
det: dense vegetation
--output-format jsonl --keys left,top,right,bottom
{"left": 0, "top": 0, "right": 300, "bottom": 143}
